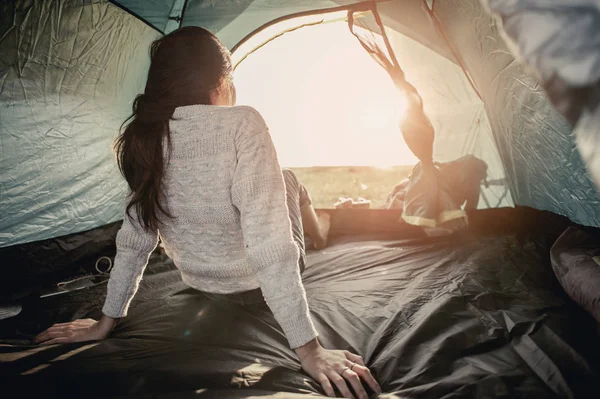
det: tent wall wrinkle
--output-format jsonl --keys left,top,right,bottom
{"left": 481, "top": 0, "right": 600, "bottom": 202}
{"left": 0, "top": 0, "right": 160, "bottom": 248}
{"left": 432, "top": 0, "right": 600, "bottom": 228}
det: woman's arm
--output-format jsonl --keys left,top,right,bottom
{"left": 35, "top": 201, "right": 159, "bottom": 344}
{"left": 232, "top": 108, "right": 380, "bottom": 398}
{"left": 102, "top": 205, "right": 160, "bottom": 318}
{"left": 231, "top": 107, "right": 317, "bottom": 349}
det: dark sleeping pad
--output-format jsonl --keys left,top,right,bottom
{"left": 1, "top": 233, "right": 599, "bottom": 398}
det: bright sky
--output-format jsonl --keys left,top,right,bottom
{"left": 234, "top": 21, "right": 418, "bottom": 167}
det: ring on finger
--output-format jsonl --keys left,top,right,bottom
{"left": 350, "top": 362, "right": 357, "bottom": 371}
{"left": 340, "top": 366, "right": 350, "bottom": 376}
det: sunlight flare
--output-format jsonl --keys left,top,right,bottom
{"left": 234, "top": 21, "right": 418, "bottom": 168}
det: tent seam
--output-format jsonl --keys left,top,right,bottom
{"left": 229, "top": 1, "right": 382, "bottom": 54}
{"left": 106, "top": 0, "right": 164, "bottom": 34}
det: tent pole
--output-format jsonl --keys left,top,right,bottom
{"left": 165, "top": 0, "right": 188, "bottom": 33}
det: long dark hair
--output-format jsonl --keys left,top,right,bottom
{"left": 115, "top": 27, "right": 233, "bottom": 231}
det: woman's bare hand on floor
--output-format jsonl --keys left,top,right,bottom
{"left": 295, "top": 338, "right": 381, "bottom": 398}
{"left": 34, "top": 315, "right": 117, "bottom": 345}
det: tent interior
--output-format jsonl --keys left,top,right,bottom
{"left": 1, "top": 1, "right": 600, "bottom": 398}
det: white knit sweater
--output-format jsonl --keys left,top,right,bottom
{"left": 102, "top": 105, "right": 318, "bottom": 349}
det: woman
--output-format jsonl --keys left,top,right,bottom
{"left": 34, "top": 27, "right": 380, "bottom": 399}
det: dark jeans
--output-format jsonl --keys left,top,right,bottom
{"left": 204, "top": 169, "right": 310, "bottom": 306}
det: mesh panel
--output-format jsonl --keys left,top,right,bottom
{"left": 348, "top": 5, "right": 512, "bottom": 232}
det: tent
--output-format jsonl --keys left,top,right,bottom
{"left": 2, "top": 0, "right": 600, "bottom": 248}
{"left": 1, "top": 1, "right": 599, "bottom": 398}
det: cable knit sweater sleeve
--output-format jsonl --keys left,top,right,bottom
{"left": 102, "top": 203, "right": 159, "bottom": 318}
{"left": 231, "top": 107, "right": 318, "bottom": 349}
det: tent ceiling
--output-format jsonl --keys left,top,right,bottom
{"left": 110, "top": 1, "right": 457, "bottom": 62}
{"left": 2, "top": 0, "right": 599, "bottom": 249}
{"left": 112, "top": 0, "right": 374, "bottom": 48}
{"left": 110, "top": 0, "right": 180, "bottom": 33}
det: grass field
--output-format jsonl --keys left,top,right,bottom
{"left": 289, "top": 166, "right": 413, "bottom": 209}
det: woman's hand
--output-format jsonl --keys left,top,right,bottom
{"left": 295, "top": 339, "right": 381, "bottom": 399}
{"left": 34, "top": 315, "right": 117, "bottom": 345}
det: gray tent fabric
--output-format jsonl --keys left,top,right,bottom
{"left": 0, "top": 0, "right": 159, "bottom": 247}
{"left": 430, "top": 0, "right": 600, "bottom": 227}
{"left": 481, "top": 0, "right": 600, "bottom": 198}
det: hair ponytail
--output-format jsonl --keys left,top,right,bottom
{"left": 115, "top": 94, "right": 173, "bottom": 231}
{"left": 114, "top": 27, "right": 232, "bottom": 231}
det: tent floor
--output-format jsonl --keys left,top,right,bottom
{"left": 1, "top": 209, "right": 599, "bottom": 398}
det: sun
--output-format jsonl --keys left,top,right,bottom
{"left": 233, "top": 20, "right": 417, "bottom": 167}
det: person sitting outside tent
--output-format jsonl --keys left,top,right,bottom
{"left": 33, "top": 27, "right": 379, "bottom": 399}
{"left": 437, "top": 155, "right": 488, "bottom": 210}
{"left": 386, "top": 178, "right": 410, "bottom": 209}
{"left": 386, "top": 155, "right": 488, "bottom": 210}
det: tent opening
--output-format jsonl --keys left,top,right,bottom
{"left": 232, "top": 13, "right": 510, "bottom": 211}
{"left": 234, "top": 19, "right": 417, "bottom": 208}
